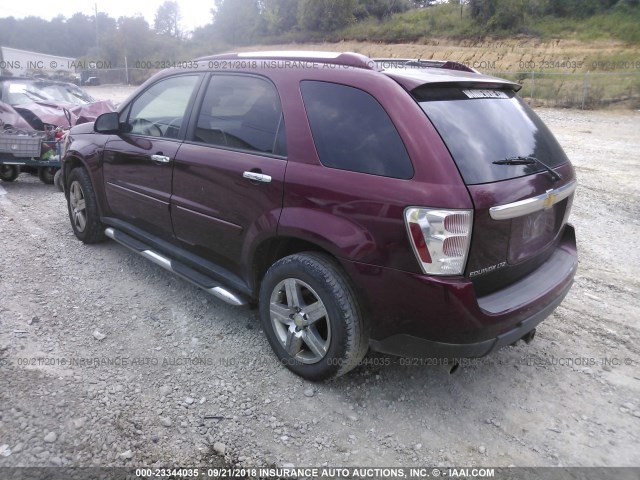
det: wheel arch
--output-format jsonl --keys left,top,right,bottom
{"left": 63, "top": 154, "right": 108, "bottom": 219}
{"left": 62, "top": 155, "right": 85, "bottom": 196}
{"left": 249, "top": 236, "right": 373, "bottom": 323}
{"left": 251, "top": 236, "right": 331, "bottom": 294}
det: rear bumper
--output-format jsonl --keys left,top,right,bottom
{"left": 342, "top": 224, "right": 577, "bottom": 358}
{"left": 369, "top": 276, "right": 572, "bottom": 358}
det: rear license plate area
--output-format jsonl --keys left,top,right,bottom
{"left": 508, "top": 207, "right": 557, "bottom": 263}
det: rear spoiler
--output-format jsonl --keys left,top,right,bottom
{"left": 373, "top": 58, "right": 478, "bottom": 73}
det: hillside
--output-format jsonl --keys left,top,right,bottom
{"left": 235, "top": 39, "right": 640, "bottom": 109}
{"left": 236, "top": 38, "right": 640, "bottom": 73}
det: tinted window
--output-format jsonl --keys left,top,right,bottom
{"left": 300, "top": 81, "right": 413, "bottom": 179}
{"left": 127, "top": 75, "right": 199, "bottom": 138}
{"left": 193, "top": 75, "right": 285, "bottom": 156}
{"left": 415, "top": 88, "right": 570, "bottom": 185}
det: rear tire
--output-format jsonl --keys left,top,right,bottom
{"left": 259, "top": 252, "right": 368, "bottom": 381}
{"left": 67, "top": 167, "right": 106, "bottom": 244}
{"left": 38, "top": 167, "right": 57, "bottom": 184}
{"left": 0, "top": 165, "right": 19, "bottom": 182}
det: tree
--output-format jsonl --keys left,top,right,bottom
{"left": 5, "top": 16, "right": 51, "bottom": 53}
{"left": 298, "top": 0, "right": 358, "bottom": 32}
{"left": 356, "top": 0, "right": 410, "bottom": 20}
{"left": 65, "top": 13, "right": 99, "bottom": 56}
{"left": 116, "top": 16, "right": 155, "bottom": 62}
{"left": 469, "top": 0, "right": 495, "bottom": 22}
{"left": 154, "top": 1, "right": 182, "bottom": 38}
{"left": 213, "top": 0, "right": 261, "bottom": 44}
{"left": 468, "top": 0, "right": 548, "bottom": 32}
{"left": 259, "top": 0, "right": 300, "bottom": 34}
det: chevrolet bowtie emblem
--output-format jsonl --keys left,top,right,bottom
{"left": 543, "top": 189, "right": 557, "bottom": 209}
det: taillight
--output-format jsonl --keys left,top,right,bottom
{"left": 404, "top": 208, "right": 473, "bottom": 275}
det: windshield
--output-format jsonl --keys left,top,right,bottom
{"left": 414, "top": 87, "right": 569, "bottom": 185}
{"left": 38, "top": 82, "right": 95, "bottom": 104}
{"left": 3, "top": 80, "right": 94, "bottom": 106}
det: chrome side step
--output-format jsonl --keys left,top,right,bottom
{"left": 104, "top": 227, "right": 248, "bottom": 307}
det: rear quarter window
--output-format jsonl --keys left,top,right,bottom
{"left": 300, "top": 81, "right": 413, "bottom": 179}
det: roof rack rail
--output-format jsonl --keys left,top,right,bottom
{"left": 196, "top": 51, "right": 376, "bottom": 70}
{"left": 373, "top": 58, "right": 477, "bottom": 73}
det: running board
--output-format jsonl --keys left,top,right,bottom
{"left": 104, "top": 227, "right": 248, "bottom": 307}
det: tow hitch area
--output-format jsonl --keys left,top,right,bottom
{"left": 510, "top": 328, "right": 537, "bottom": 347}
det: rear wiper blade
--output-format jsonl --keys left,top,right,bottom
{"left": 493, "top": 156, "right": 562, "bottom": 182}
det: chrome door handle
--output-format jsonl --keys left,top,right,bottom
{"left": 151, "top": 154, "right": 171, "bottom": 164}
{"left": 243, "top": 171, "right": 272, "bottom": 183}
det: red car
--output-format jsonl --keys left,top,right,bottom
{"left": 0, "top": 77, "right": 115, "bottom": 186}
{"left": 61, "top": 52, "right": 577, "bottom": 381}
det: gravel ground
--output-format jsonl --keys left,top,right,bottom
{"left": 0, "top": 94, "right": 639, "bottom": 469}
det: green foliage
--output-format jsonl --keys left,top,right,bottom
{"left": 298, "top": 0, "right": 358, "bottom": 32}
{"left": 212, "top": 0, "right": 262, "bottom": 44}
{"left": 339, "top": 3, "right": 477, "bottom": 42}
{"left": 115, "top": 16, "right": 154, "bottom": 60}
{"left": 259, "top": 0, "right": 300, "bottom": 34}
{"left": 526, "top": 4, "right": 640, "bottom": 43}
{"left": 154, "top": 1, "right": 182, "bottom": 38}
{"left": 355, "top": 0, "right": 410, "bottom": 21}
{"left": 579, "top": 5, "right": 640, "bottom": 43}
{"left": 469, "top": 0, "right": 547, "bottom": 32}
{"left": 546, "top": 0, "right": 619, "bottom": 17}
{"left": 472, "top": 0, "right": 626, "bottom": 24}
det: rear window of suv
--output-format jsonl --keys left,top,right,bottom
{"left": 414, "top": 87, "right": 569, "bottom": 185}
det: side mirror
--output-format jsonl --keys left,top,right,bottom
{"left": 94, "top": 112, "right": 120, "bottom": 134}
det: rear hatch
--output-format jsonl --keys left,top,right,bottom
{"left": 410, "top": 83, "right": 576, "bottom": 296}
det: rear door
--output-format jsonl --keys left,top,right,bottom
{"left": 102, "top": 74, "right": 201, "bottom": 238}
{"left": 171, "top": 73, "right": 287, "bottom": 275}
{"left": 414, "top": 86, "right": 576, "bottom": 295}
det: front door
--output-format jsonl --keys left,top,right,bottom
{"left": 102, "top": 74, "right": 201, "bottom": 238}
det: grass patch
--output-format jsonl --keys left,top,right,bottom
{"left": 327, "top": 4, "right": 640, "bottom": 45}
{"left": 335, "top": 4, "right": 478, "bottom": 43}
{"left": 529, "top": 8, "right": 640, "bottom": 44}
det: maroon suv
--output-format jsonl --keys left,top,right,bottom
{"left": 62, "top": 52, "right": 577, "bottom": 381}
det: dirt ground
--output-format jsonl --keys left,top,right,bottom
{"left": 0, "top": 86, "right": 639, "bottom": 469}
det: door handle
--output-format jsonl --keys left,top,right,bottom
{"left": 243, "top": 171, "right": 272, "bottom": 183}
{"left": 151, "top": 154, "right": 171, "bottom": 164}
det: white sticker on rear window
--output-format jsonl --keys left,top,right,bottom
{"left": 463, "top": 89, "right": 509, "bottom": 99}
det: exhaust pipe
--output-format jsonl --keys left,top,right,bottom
{"left": 440, "top": 360, "right": 460, "bottom": 375}
{"left": 521, "top": 328, "right": 536, "bottom": 345}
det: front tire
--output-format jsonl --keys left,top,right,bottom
{"left": 53, "top": 169, "right": 64, "bottom": 192}
{"left": 67, "top": 167, "right": 106, "bottom": 244}
{"left": 259, "top": 252, "right": 368, "bottom": 381}
{"left": 0, "top": 165, "right": 19, "bottom": 182}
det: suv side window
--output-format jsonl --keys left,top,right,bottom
{"left": 126, "top": 75, "right": 200, "bottom": 138}
{"left": 192, "top": 75, "right": 286, "bottom": 156}
{"left": 300, "top": 81, "right": 413, "bottom": 179}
